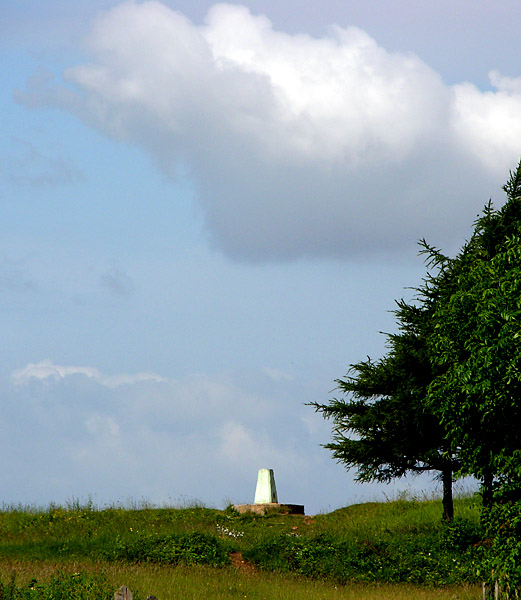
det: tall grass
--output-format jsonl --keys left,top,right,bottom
{"left": 0, "top": 494, "right": 483, "bottom": 597}
{"left": 0, "top": 560, "right": 481, "bottom": 600}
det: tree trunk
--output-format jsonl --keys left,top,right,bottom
{"left": 442, "top": 466, "right": 454, "bottom": 522}
{"left": 482, "top": 471, "right": 494, "bottom": 509}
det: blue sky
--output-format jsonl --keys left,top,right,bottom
{"left": 2, "top": 0, "right": 521, "bottom": 513}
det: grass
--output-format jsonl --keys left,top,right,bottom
{"left": 0, "top": 560, "right": 481, "bottom": 600}
{"left": 0, "top": 494, "right": 484, "bottom": 599}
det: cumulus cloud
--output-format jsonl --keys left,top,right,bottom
{"left": 11, "top": 359, "right": 167, "bottom": 388}
{"left": 2, "top": 360, "right": 450, "bottom": 510}
{"left": 16, "top": 2, "right": 521, "bottom": 260}
{"left": 452, "top": 72, "right": 521, "bottom": 174}
{"left": 3, "top": 360, "right": 364, "bottom": 511}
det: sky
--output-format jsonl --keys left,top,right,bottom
{"left": 2, "top": 0, "right": 521, "bottom": 514}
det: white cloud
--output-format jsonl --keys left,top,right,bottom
{"left": 2, "top": 361, "right": 345, "bottom": 511}
{"left": 17, "top": 2, "right": 521, "bottom": 260}
{"left": 11, "top": 359, "right": 167, "bottom": 388}
{"left": 262, "top": 367, "right": 293, "bottom": 381}
{"left": 452, "top": 72, "right": 521, "bottom": 174}
{"left": 218, "top": 421, "right": 261, "bottom": 463}
{"left": 202, "top": 5, "right": 448, "bottom": 165}
{"left": 84, "top": 413, "right": 121, "bottom": 437}
{"left": 2, "top": 360, "right": 449, "bottom": 510}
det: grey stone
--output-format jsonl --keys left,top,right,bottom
{"left": 114, "top": 586, "right": 133, "bottom": 600}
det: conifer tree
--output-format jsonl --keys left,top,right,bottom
{"left": 314, "top": 160, "right": 521, "bottom": 530}
{"left": 312, "top": 293, "right": 458, "bottom": 521}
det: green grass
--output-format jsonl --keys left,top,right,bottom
{"left": 0, "top": 494, "right": 484, "bottom": 599}
{"left": 0, "top": 560, "right": 481, "bottom": 600}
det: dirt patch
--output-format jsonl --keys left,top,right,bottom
{"left": 229, "top": 552, "right": 257, "bottom": 574}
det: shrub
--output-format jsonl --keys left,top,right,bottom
{"left": 440, "top": 516, "right": 482, "bottom": 551}
{"left": 243, "top": 524, "right": 481, "bottom": 585}
{"left": 480, "top": 499, "right": 521, "bottom": 599}
{"left": 0, "top": 572, "right": 118, "bottom": 600}
{"left": 109, "top": 532, "right": 231, "bottom": 567}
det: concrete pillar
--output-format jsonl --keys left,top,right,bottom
{"left": 254, "top": 468, "right": 278, "bottom": 504}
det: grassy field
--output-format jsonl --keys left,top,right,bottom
{"left": 0, "top": 560, "right": 481, "bottom": 600}
{"left": 0, "top": 495, "right": 484, "bottom": 600}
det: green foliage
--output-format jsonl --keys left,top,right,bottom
{"left": 426, "top": 161, "right": 521, "bottom": 487}
{"left": 315, "top": 159, "right": 521, "bottom": 592}
{"left": 428, "top": 236, "right": 521, "bottom": 482}
{"left": 108, "top": 532, "right": 231, "bottom": 567}
{"left": 440, "top": 517, "right": 482, "bottom": 552}
{"left": 243, "top": 522, "right": 481, "bottom": 585}
{"left": 422, "top": 161, "right": 521, "bottom": 597}
{"left": 0, "top": 572, "right": 119, "bottom": 600}
{"left": 0, "top": 504, "right": 226, "bottom": 561}
{"left": 479, "top": 498, "right": 521, "bottom": 597}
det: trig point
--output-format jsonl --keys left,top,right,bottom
{"left": 254, "top": 468, "right": 278, "bottom": 504}
{"left": 233, "top": 468, "right": 305, "bottom": 515}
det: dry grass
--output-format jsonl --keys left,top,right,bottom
{"left": 0, "top": 558, "right": 481, "bottom": 600}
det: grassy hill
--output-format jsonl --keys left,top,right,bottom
{"left": 0, "top": 495, "right": 483, "bottom": 600}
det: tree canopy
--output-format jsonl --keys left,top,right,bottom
{"left": 314, "top": 159, "right": 521, "bottom": 532}
{"left": 423, "top": 161, "right": 521, "bottom": 595}
{"left": 427, "top": 164, "right": 521, "bottom": 500}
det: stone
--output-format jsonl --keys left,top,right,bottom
{"left": 233, "top": 503, "right": 305, "bottom": 516}
{"left": 114, "top": 586, "right": 133, "bottom": 600}
{"left": 254, "top": 468, "right": 278, "bottom": 504}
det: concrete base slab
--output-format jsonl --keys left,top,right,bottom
{"left": 233, "top": 503, "right": 305, "bottom": 516}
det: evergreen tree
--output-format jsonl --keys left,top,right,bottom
{"left": 312, "top": 294, "right": 458, "bottom": 521}
{"left": 315, "top": 160, "right": 521, "bottom": 529}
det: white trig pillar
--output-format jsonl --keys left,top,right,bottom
{"left": 254, "top": 468, "right": 278, "bottom": 504}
